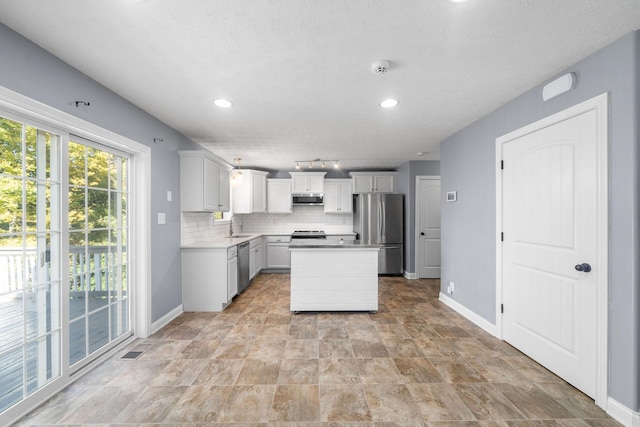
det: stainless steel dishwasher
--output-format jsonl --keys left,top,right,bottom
{"left": 237, "top": 241, "right": 250, "bottom": 294}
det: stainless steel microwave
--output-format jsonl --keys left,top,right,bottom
{"left": 292, "top": 194, "right": 324, "bottom": 206}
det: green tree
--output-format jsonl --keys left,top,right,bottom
{"left": 68, "top": 142, "right": 114, "bottom": 246}
{"left": 0, "top": 118, "right": 38, "bottom": 240}
{"left": 1, "top": 119, "right": 119, "bottom": 247}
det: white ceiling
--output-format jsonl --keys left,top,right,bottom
{"left": 1, "top": 1, "right": 639, "bottom": 171}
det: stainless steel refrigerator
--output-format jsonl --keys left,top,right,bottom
{"left": 353, "top": 193, "right": 403, "bottom": 275}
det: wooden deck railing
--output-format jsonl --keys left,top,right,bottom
{"left": 0, "top": 246, "right": 123, "bottom": 295}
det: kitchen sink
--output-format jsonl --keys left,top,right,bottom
{"left": 225, "top": 235, "right": 251, "bottom": 238}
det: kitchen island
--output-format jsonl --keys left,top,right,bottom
{"left": 289, "top": 240, "right": 380, "bottom": 312}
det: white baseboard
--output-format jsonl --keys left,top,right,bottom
{"left": 607, "top": 397, "right": 640, "bottom": 427}
{"left": 403, "top": 271, "right": 416, "bottom": 279}
{"left": 438, "top": 292, "right": 497, "bottom": 336}
{"left": 151, "top": 304, "right": 183, "bottom": 335}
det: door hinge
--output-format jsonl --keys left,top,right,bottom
{"left": 501, "top": 304, "right": 504, "bottom": 314}
{"left": 501, "top": 232, "right": 504, "bottom": 241}
{"left": 500, "top": 160, "right": 504, "bottom": 170}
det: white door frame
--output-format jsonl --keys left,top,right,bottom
{"left": 0, "top": 86, "right": 153, "bottom": 340}
{"left": 0, "top": 85, "right": 151, "bottom": 424}
{"left": 495, "top": 93, "right": 608, "bottom": 408}
{"left": 415, "top": 175, "right": 441, "bottom": 279}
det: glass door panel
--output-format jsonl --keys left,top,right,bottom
{"left": 67, "top": 140, "right": 129, "bottom": 368}
{"left": 0, "top": 117, "right": 61, "bottom": 413}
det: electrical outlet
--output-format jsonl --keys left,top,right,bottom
{"left": 449, "top": 281, "right": 455, "bottom": 294}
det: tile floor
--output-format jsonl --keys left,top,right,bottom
{"left": 15, "top": 274, "right": 619, "bottom": 426}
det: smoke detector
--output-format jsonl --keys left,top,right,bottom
{"left": 372, "top": 60, "right": 390, "bottom": 74}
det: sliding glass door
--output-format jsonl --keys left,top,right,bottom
{"left": 67, "top": 140, "right": 130, "bottom": 367}
{"left": 0, "top": 117, "right": 61, "bottom": 413}
{"left": 0, "top": 116, "right": 132, "bottom": 415}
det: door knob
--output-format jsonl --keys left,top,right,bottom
{"left": 420, "top": 232, "right": 425, "bottom": 236}
{"left": 575, "top": 263, "right": 592, "bottom": 273}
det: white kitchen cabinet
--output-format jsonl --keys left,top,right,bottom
{"left": 179, "top": 151, "right": 231, "bottom": 212}
{"left": 267, "top": 179, "right": 292, "bottom": 213}
{"left": 180, "top": 151, "right": 231, "bottom": 212}
{"left": 227, "top": 246, "right": 238, "bottom": 299}
{"left": 182, "top": 246, "right": 237, "bottom": 312}
{"left": 218, "top": 167, "right": 231, "bottom": 212}
{"left": 350, "top": 172, "right": 397, "bottom": 193}
{"left": 266, "top": 235, "right": 291, "bottom": 269}
{"left": 232, "top": 169, "right": 268, "bottom": 214}
{"left": 289, "top": 172, "right": 326, "bottom": 194}
{"left": 324, "top": 179, "right": 353, "bottom": 214}
{"left": 290, "top": 246, "right": 379, "bottom": 312}
{"left": 249, "top": 237, "right": 263, "bottom": 279}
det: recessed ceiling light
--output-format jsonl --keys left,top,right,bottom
{"left": 448, "top": 0, "right": 469, "bottom": 3}
{"left": 214, "top": 99, "right": 232, "bottom": 108}
{"left": 380, "top": 99, "right": 398, "bottom": 108}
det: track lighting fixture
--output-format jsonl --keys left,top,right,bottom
{"left": 294, "top": 158, "right": 340, "bottom": 170}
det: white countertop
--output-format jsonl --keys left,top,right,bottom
{"left": 181, "top": 232, "right": 357, "bottom": 249}
{"left": 181, "top": 234, "right": 262, "bottom": 249}
{"left": 289, "top": 240, "right": 379, "bottom": 249}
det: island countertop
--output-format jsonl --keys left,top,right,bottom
{"left": 181, "top": 232, "right": 357, "bottom": 249}
{"left": 288, "top": 240, "right": 379, "bottom": 249}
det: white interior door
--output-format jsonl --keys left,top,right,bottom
{"left": 501, "top": 109, "right": 600, "bottom": 398}
{"left": 416, "top": 177, "right": 441, "bottom": 278}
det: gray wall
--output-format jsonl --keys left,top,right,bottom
{"left": 397, "top": 160, "right": 441, "bottom": 274}
{"left": 0, "top": 23, "right": 200, "bottom": 323}
{"left": 440, "top": 31, "right": 639, "bottom": 410}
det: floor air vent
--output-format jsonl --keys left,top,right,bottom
{"left": 121, "top": 351, "right": 143, "bottom": 360}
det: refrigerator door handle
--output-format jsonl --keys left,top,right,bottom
{"left": 378, "top": 202, "right": 383, "bottom": 240}
{"left": 381, "top": 200, "right": 386, "bottom": 238}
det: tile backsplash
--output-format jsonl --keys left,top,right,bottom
{"left": 181, "top": 206, "right": 353, "bottom": 245}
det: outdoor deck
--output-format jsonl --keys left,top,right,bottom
{"left": 0, "top": 293, "right": 122, "bottom": 413}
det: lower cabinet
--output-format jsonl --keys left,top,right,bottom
{"left": 266, "top": 235, "right": 291, "bottom": 269}
{"left": 249, "top": 237, "right": 263, "bottom": 279}
{"left": 227, "top": 247, "right": 238, "bottom": 298}
{"left": 182, "top": 247, "right": 237, "bottom": 312}
{"left": 290, "top": 247, "right": 379, "bottom": 312}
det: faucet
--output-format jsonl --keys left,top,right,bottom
{"left": 229, "top": 216, "right": 233, "bottom": 236}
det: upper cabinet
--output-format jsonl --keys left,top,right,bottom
{"left": 179, "top": 151, "right": 230, "bottom": 212}
{"left": 324, "top": 179, "right": 353, "bottom": 214}
{"left": 232, "top": 170, "right": 268, "bottom": 214}
{"left": 267, "top": 179, "right": 293, "bottom": 213}
{"left": 350, "top": 172, "right": 397, "bottom": 194}
{"left": 218, "top": 166, "right": 230, "bottom": 212}
{"left": 289, "top": 172, "right": 327, "bottom": 194}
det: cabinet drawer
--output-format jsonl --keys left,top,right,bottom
{"left": 267, "top": 235, "right": 291, "bottom": 243}
{"left": 227, "top": 246, "right": 238, "bottom": 259}
{"left": 326, "top": 235, "right": 356, "bottom": 243}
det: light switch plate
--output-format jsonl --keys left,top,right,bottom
{"left": 167, "top": 191, "right": 172, "bottom": 202}
{"left": 158, "top": 213, "right": 166, "bottom": 224}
